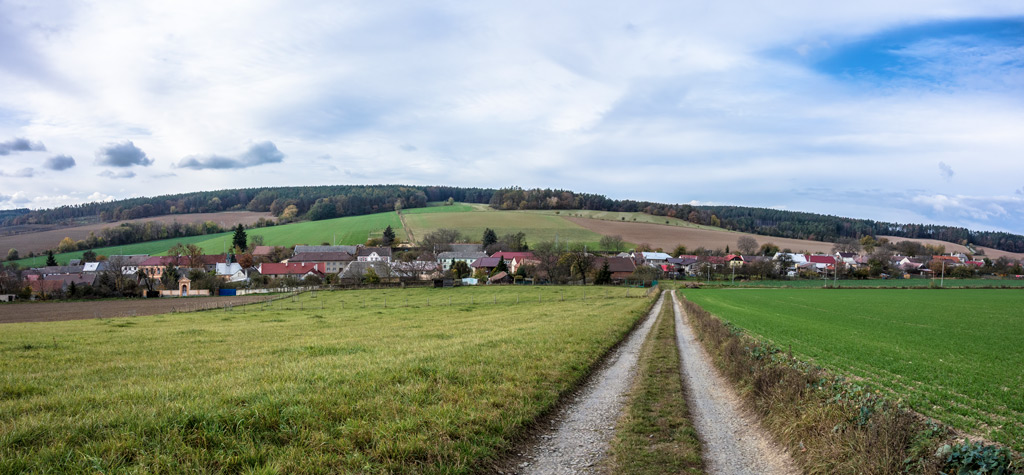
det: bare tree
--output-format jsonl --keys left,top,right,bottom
{"left": 421, "top": 228, "right": 464, "bottom": 253}
{"left": 104, "top": 255, "right": 129, "bottom": 293}
{"left": 736, "top": 236, "right": 759, "bottom": 255}
{"left": 832, "top": 237, "right": 862, "bottom": 254}
{"left": 599, "top": 235, "right": 626, "bottom": 253}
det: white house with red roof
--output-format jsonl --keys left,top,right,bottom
{"left": 258, "top": 262, "right": 325, "bottom": 279}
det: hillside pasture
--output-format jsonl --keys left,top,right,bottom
{"left": 0, "top": 286, "right": 653, "bottom": 473}
{"left": 566, "top": 217, "right": 837, "bottom": 254}
{"left": 684, "top": 289, "right": 1024, "bottom": 451}
{"left": 403, "top": 209, "right": 607, "bottom": 248}
{"left": 0, "top": 211, "right": 272, "bottom": 258}
{"left": 12, "top": 211, "right": 405, "bottom": 267}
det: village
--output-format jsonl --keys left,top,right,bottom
{"left": 2, "top": 223, "right": 1016, "bottom": 302}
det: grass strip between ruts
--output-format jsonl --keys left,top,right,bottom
{"left": 610, "top": 290, "right": 703, "bottom": 474}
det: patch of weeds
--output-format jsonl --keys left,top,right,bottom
{"left": 111, "top": 320, "right": 137, "bottom": 328}
{"left": 309, "top": 314, "right": 324, "bottom": 319}
{"left": 0, "top": 382, "right": 45, "bottom": 400}
{"left": 303, "top": 344, "right": 368, "bottom": 357}
{"left": 937, "top": 440, "right": 1014, "bottom": 474}
{"left": 262, "top": 319, "right": 286, "bottom": 323}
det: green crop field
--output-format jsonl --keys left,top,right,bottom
{"left": 0, "top": 286, "right": 653, "bottom": 473}
{"left": 13, "top": 212, "right": 406, "bottom": 267}
{"left": 683, "top": 289, "right": 1024, "bottom": 451}
{"left": 704, "top": 278, "right": 1024, "bottom": 289}
{"left": 527, "top": 209, "right": 721, "bottom": 230}
{"left": 403, "top": 208, "right": 607, "bottom": 249}
{"left": 402, "top": 202, "right": 485, "bottom": 214}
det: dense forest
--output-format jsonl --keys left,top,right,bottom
{"left": 4, "top": 185, "right": 1023, "bottom": 253}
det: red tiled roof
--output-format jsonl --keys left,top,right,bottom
{"left": 259, "top": 263, "right": 325, "bottom": 276}
{"left": 490, "top": 251, "right": 536, "bottom": 261}
{"left": 806, "top": 255, "right": 836, "bottom": 264}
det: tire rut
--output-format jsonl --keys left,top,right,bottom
{"left": 671, "top": 290, "right": 798, "bottom": 475}
{"left": 502, "top": 292, "right": 665, "bottom": 474}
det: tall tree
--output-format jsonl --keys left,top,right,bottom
{"left": 482, "top": 228, "right": 498, "bottom": 248}
{"left": 599, "top": 235, "right": 625, "bottom": 253}
{"left": 382, "top": 225, "right": 396, "bottom": 246}
{"left": 6, "top": 248, "right": 18, "bottom": 261}
{"left": 45, "top": 250, "right": 58, "bottom": 267}
{"left": 232, "top": 224, "right": 247, "bottom": 253}
{"left": 594, "top": 260, "right": 612, "bottom": 285}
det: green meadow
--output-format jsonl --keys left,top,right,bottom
{"left": 0, "top": 286, "right": 652, "bottom": 473}
{"left": 14, "top": 211, "right": 406, "bottom": 267}
{"left": 683, "top": 288, "right": 1024, "bottom": 451}
{"left": 402, "top": 208, "right": 606, "bottom": 249}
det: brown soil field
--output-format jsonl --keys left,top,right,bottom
{"left": 0, "top": 211, "right": 272, "bottom": 256}
{"left": 878, "top": 236, "right": 1024, "bottom": 261}
{"left": 566, "top": 217, "right": 837, "bottom": 254}
{"left": 0, "top": 295, "right": 276, "bottom": 324}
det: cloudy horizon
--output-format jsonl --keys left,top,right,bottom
{"left": 1, "top": 1, "right": 1022, "bottom": 233}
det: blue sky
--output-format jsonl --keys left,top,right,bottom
{"left": 1, "top": 1, "right": 1023, "bottom": 234}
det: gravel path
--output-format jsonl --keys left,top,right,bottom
{"left": 503, "top": 293, "right": 665, "bottom": 474}
{"left": 671, "top": 290, "right": 798, "bottom": 475}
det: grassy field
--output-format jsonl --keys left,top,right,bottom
{"left": 0, "top": 286, "right": 652, "bottom": 473}
{"left": 13, "top": 212, "right": 406, "bottom": 267}
{"left": 683, "top": 289, "right": 1024, "bottom": 451}
{"left": 698, "top": 278, "right": 1024, "bottom": 288}
{"left": 403, "top": 208, "right": 608, "bottom": 249}
{"left": 527, "top": 209, "right": 720, "bottom": 231}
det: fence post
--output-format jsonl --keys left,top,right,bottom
{"left": 384, "top": 297, "right": 387, "bottom": 308}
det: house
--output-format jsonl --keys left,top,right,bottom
{"left": 251, "top": 246, "right": 276, "bottom": 260}
{"left": 83, "top": 262, "right": 106, "bottom": 273}
{"left": 489, "top": 251, "right": 537, "bottom": 274}
{"left": 139, "top": 256, "right": 186, "bottom": 279}
{"left": 33, "top": 265, "right": 85, "bottom": 276}
{"left": 106, "top": 255, "right": 151, "bottom": 275}
{"left": 636, "top": 252, "right": 672, "bottom": 267}
{"left": 448, "top": 243, "right": 484, "bottom": 253}
{"left": 470, "top": 257, "right": 502, "bottom": 274}
{"left": 488, "top": 271, "right": 512, "bottom": 284}
{"left": 437, "top": 251, "right": 489, "bottom": 271}
{"left": 805, "top": 255, "right": 836, "bottom": 272}
{"left": 258, "top": 262, "right": 325, "bottom": 280}
{"left": 294, "top": 245, "right": 359, "bottom": 255}
{"left": 338, "top": 261, "right": 393, "bottom": 282}
{"left": 835, "top": 252, "right": 858, "bottom": 266}
{"left": 357, "top": 247, "right": 392, "bottom": 262}
{"left": 723, "top": 254, "right": 745, "bottom": 267}
{"left": 0, "top": 294, "right": 15, "bottom": 302}
{"left": 930, "top": 255, "right": 963, "bottom": 267}
{"left": 592, "top": 256, "right": 637, "bottom": 281}
{"left": 215, "top": 263, "right": 247, "bottom": 282}
{"left": 27, "top": 279, "right": 64, "bottom": 297}
{"left": 392, "top": 261, "right": 441, "bottom": 280}
{"left": 43, "top": 273, "right": 96, "bottom": 287}
{"left": 288, "top": 251, "right": 355, "bottom": 274}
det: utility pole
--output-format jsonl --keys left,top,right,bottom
{"left": 941, "top": 260, "right": 945, "bottom": 288}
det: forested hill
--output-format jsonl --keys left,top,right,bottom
{"left": 5, "top": 185, "right": 1023, "bottom": 253}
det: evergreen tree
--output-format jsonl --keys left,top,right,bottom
{"left": 492, "top": 257, "right": 509, "bottom": 276}
{"left": 594, "top": 260, "right": 612, "bottom": 285}
{"left": 232, "top": 224, "right": 247, "bottom": 252}
{"left": 482, "top": 228, "right": 497, "bottom": 248}
{"left": 45, "top": 250, "right": 58, "bottom": 267}
{"left": 382, "top": 226, "right": 396, "bottom": 246}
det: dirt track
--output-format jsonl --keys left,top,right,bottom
{"left": 567, "top": 217, "right": 835, "bottom": 254}
{"left": 506, "top": 293, "right": 663, "bottom": 474}
{"left": 0, "top": 295, "right": 273, "bottom": 324}
{"left": 0, "top": 211, "right": 272, "bottom": 256}
{"left": 671, "top": 291, "right": 797, "bottom": 474}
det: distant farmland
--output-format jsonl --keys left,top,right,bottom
{"left": 403, "top": 207, "right": 607, "bottom": 248}
{"left": 12, "top": 211, "right": 405, "bottom": 267}
{"left": 0, "top": 286, "right": 652, "bottom": 473}
{"left": 684, "top": 288, "right": 1024, "bottom": 451}
{"left": 0, "top": 211, "right": 272, "bottom": 257}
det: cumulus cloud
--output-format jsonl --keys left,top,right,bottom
{"left": 0, "top": 194, "right": 10, "bottom": 202}
{"left": 0, "top": 137, "right": 45, "bottom": 155}
{"left": 98, "top": 169, "right": 136, "bottom": 179}
{"left": 938, "top": 161, "right": 954, "bottom": 180}
{"left": 176, "top": 141, "right": 284, "bottom": 170}
{"left": 87, "top": 192, "right": 115, "bottom": 202}
{"left": 95, "top": 141, "right": 153, "bottom": 167}
{"left": 0, "top": 167, "right": 34, "bottom": 177}
{"left": 43, "top": 154, "right": 76, "bottom": 171}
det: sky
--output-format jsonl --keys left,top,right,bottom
{"left": 1, "top": 1, "right": 1023, "bottom": 233}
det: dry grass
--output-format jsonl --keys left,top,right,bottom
{"left": 678, "top": 295, "right": 954, "bottom": 474}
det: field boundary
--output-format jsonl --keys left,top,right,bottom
{"left": 677, "top": 294, "right": 1022, "bottom": 474}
